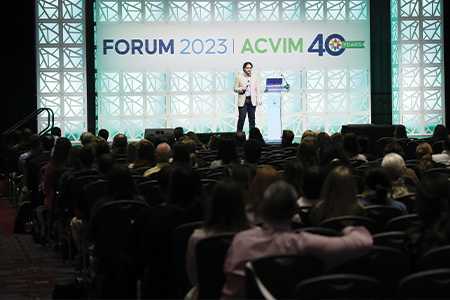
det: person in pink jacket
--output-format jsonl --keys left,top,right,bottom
{"left": 221, "top": 180, "right": 373, "bottom": 299}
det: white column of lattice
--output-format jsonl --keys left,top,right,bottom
{"left": 391, "top": 0, "right": 445, "bottom": 135}
{"left": 36, "top": 0, "right": 87, "bottom": 141}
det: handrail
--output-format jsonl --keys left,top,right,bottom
{"left": 2, "top": 108, "right": 54, "bottom": 137}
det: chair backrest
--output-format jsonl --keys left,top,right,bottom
{"left": 86, "top": 179, "right": 107, "bottom": 215}
{"left": 137, "top": 180, "right": 164, "bottom": 207}
{"left": 377, "top": 137, "right": 394, "bottom": 158}
{"left": 293, "top": 273, "right": 385, "bottom": 299}
{"left": 172, "top": 221, "right": 203, "bottom": 297}
{"left": 318, "top": 215, "right": 378, "bottom": 234}
{"left": 421, "top": 245, "right": 450, "bottom": 271}
{"left": 396, "top": 268, "right": 450, "bottom": 298}
{"left": 386, "top": 214, "right": 421, "bottom": 232}
{"left": 132, "top": 174, "right": 150, "bottom": 185}
{"left": 246, "top": 254, "right": 324, "bottom": 300}
{"left": 294, "top": 227, "right": 339, "bottom": 236}
{"left": 372, "top": 231, "right": 407, "bottom": 250}
{"left": 71, "top": 174, "right": 100, "bottom": 215}
{"left": 365, "top": 205, "right": 404, "bottom": 230}
{"left": 196, "top": 233, "right": 235, "bottom": 299}
{"left": 432, "top": 140, "right": 444, "bottom": 154}
{"left": 393, "top": 193, "right": 416, "bottom": 214}
{"left": 267, "top": 159, "right": 286, "bottom": 171}
{"left": 94, "top": 200, "right": 148, "bottom": 260}
{"left": 201, "top": 179, "right": 218, "bottom": 198}
{"left": 328, "top": 245, "right": 408, "bottom": 294}
{"left": 406, "top": 140, "right": 422, "bottom": 160}
{"left": 204, "top": 172, "right": 222, "bottom": 181}
{"left": 132, "top": 166, "right": 150, "bottom": 175}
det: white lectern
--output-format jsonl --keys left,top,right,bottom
{"left": 264, "top": 78, "right": 290, "bottom": 142}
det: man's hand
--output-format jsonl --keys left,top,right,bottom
{"left": 258, "top": 101, "right": 262, "bottom": 106}
{"left": 242, "top": 85, "right": 247, "bottom": 91}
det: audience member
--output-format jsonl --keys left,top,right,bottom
{"left": 242, "top": 138, "right": 262, "bottom": 168}
{"left": 296, "top": 138, "right": 320, "bottom": 168}
{"left": 208, "top": 135, "right": 221, "bottom": 151}
{"left": 187, "top": 131, "right": 206, "bottom": 149}
{"left": 174, "top": 127, "right": 184, "bottom": 141}
{"left": 125, "top": 142, "right": 138, "bottom": 166}
{"left": 171, "top": 142, "right": 191, "bottom": 166}
{"left": 405, "top": 172, "right": 450, "bottom": 271}
{"left": 319, "top": 140, "right": 352, "bottom": 178}
{"left": 381, "top": 153, "right": 411, "bottom": 198}
{"left": 80, "top": 132, "right": 94, "bottom": 146}
{"left": 429, "top": 124, "right": 448, "bottom": 145}
{"left": 309, "top": 166, "right": 365, "bottom": 226}
{"left": 249, "top": 127, "right": 266, "bottom": 147}
{"left": 98, "top": 129, "right": 110, "bottom": 142}
{"left": 234, "top": 132, "right": 246, "bottom": 156}
{"left": 383, "top": 142, "right": 419, "bottom": 185}
{"left": 140, "top": 165, "right": 205, "bottom": 299}
{"left": 342, "top": 132, "right": 367, "bottom": 162}
{"left": 282, "top": 160, "right": 303, "bottom": 197}
{"left": 330, "top": 132, "right": 343, "bottom": 145}
{"left": 394, "top": 124, "right": 409, "bottom": 140}
{"left": 432, "top": 134, "right": 450, "bottom": 166}
{"left": 210, "top": 137, "right": 239, "bottom": 169}
{"left": 221, "top": 180, "right": 373, "bottom": 299}
{"left": 186, "top": 179, "right": 252, "bottom": 300}
{"left": 281, "top": 130, "right": 295, "bottom": 147}
{"left": 51, "top": 127, "right": 61, "bottom": 145}
{"left": 297, "top": 166, "right": 324, "bottom": 207}
{"left": 359, "top": 167, "right": 408, "bottom": 214}
{"left": 164, "top": 132, "right": 176, "bottom": 147}
{"left": 111, "top": 133, "right": 128, "bottom": 159}
{"left": 144, "top": 143, "right": 171, "bottom": 177}
{"left": 131, "top": 139, "right": 156, "bottom": 170}
{"left": 246, "top": 166, "right": 282, "bottom": 224}
{"left": 301, "top": 129, "right": 316, "bottom": 141}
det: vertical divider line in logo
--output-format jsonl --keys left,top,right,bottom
{"left": 233, "top": 39, "right": 234, "bottom": 54}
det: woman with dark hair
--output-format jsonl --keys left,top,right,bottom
{"left": 140, "top": 164, "right": 205, "bottom": 299}
{"left": 246, "top": 166, "right": 282, "bottom": 224}
{"left": 359, "top": 167, "right": 408, "bottom": 214}
{"left": 342, "top": 132, "right": 367, "bottom": 162}
{"left": 186, "top": 131, "right": 206, "bottom": 150}
{"left": 296, "top": 138, "right": 320, "bottom": 168}
{"left": 319, "top": 140, "right": 352, "bottom": 178}
{"left": 186, "top": 179, "right": 251, "bottom": 299}
{"left": 43, "top": 137, "right": 72, "bottom": 211}
{"left": 429, "top": 124, "right": 448, "bottom": 145}
{"left": 126, "top": 142, "right": 138, "bottom": 166}
{"left": 394, "top": 124, "right": 409, "bottom": 140}
{"left": 283, "top": 160, "right": 304, "bottom": 197}
{"left": 210, "top": 137, "right": 239, "bottom": 168}
{"left": 131, "top": 139, "right": 156, "bottom": 170}
{"left": 249, "top": 127, "right": 266, "bottom": 146}
{"left": 309, "top": 166, "right": 365, "bottom": 226}
{"left": 405, "top": 172, "right": 450, "bottom": 271}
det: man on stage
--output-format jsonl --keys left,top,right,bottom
{"left": 234, "top": 62, "right": 261, "bottom": 132}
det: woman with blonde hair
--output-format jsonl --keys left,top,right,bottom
{"left": 309, "top": 166, "right": 365, "bottom": 226}
{"left": 246, "top": 166, "right": 282, "bottom": 224}
{"left": 415, "top": 142, "right": 445, "bottom": 177}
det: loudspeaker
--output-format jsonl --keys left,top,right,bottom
{"left": 144, "top": 128, "right": 174, "bottom": 137}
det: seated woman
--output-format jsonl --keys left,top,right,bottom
{"left": 414, "top": 142, "right": 446, "bottom": 178}
{"left": 342, "top": 132, "right": 367, "bottom": 162}
{"left": 131, "top": 139, "right": 156, "bottom": 171}
{"left": 246, "top": 166, "right": 282, "bottom": 224}
{"left": 359, "top": 167, "right": 408, "bottom": 215}
{"left": 210, "top": 137, "right": 239, "bottom": 169}
{"left": 404, "top": 172, "right": 450, "bottom": 271}
{"left": 186, "top": 179, "right": 252, "bottom": 300}
{"left": 381, "top": 153, "right": 413, "bottom": 199}
{"left": 309, "top": 166, "right": 365, "bottom": 226}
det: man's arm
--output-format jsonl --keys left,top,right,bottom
{"left": 299, "top": 226, "right": 373, "bottom": 271}
{"left": 234, "top": 75, "right": 245, "bottom": 94}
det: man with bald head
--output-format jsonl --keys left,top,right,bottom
{"left": 144, "top": 142, "right": 172, "bottom": 177}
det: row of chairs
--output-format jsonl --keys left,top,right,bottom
{"left": 377, "top": 137, "right": 443, "bottom": 159}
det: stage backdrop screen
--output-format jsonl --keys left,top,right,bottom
{"left": 95, "top": 0, "right": 371, "bottom": 140}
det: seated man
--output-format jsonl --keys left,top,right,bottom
{"left": 242, "top": 138, "right": 262, "bottom": 168}
{"left": 143, "top": 143, "right": 171, "bottom": 178}
{"left": 221, "top": 181, "right": 373, "bottom": 299}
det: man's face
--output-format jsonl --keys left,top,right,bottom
{"left": 244, "top": 64, "right": 252, "bottom": 76}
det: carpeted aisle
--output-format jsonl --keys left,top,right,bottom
{"left": 0, "top": 197, "right": 79, "bottom": 300}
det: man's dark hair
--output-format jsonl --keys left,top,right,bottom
{"left": 22, "top": 128, "right": 33, "bottom": 141}
{"left": 164, "top": 132, "right": 176, "bottom": 147}
{"left": 113, "top": 133, "right": 128, "bottom": 148}
{"left": 282, "top": 130, "right": 295, "bottom": 146}
{"left": 97, "top": 153, "right": 115, "bottom": 175}
{"left": 174, "top": 127, "right": 184, "bottom": 141}
{"left": 242, "top": 61, "right": 253, "bottom": 71}
{"left": 234, "top": 132, "right": 246, "bottom": 147}
{"left": 51, "top": 127, "right": 61, "bottom": 137}
{"left": 29, "top": 134, "right": 41, "bottom": 149}
{"left": 243, "top": 138, "right": 262, "bottom": 164}
{"left": 94, "top": 140, "right": 110, "bottom": 158}
{"left": 263, "top": 181, "right": 298, "bottom": 221}
{"left": 40, "top": 134, "right": 55, "bottom": 151}
{"left": 98, "top": 129, "right": 109, "bottom": 141}
{"left": 79, "top": 144, "right": 95, "bottom": 168}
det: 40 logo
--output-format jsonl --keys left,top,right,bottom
{"left": 308, "top": 34, "right": 345, "bottom": 56}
